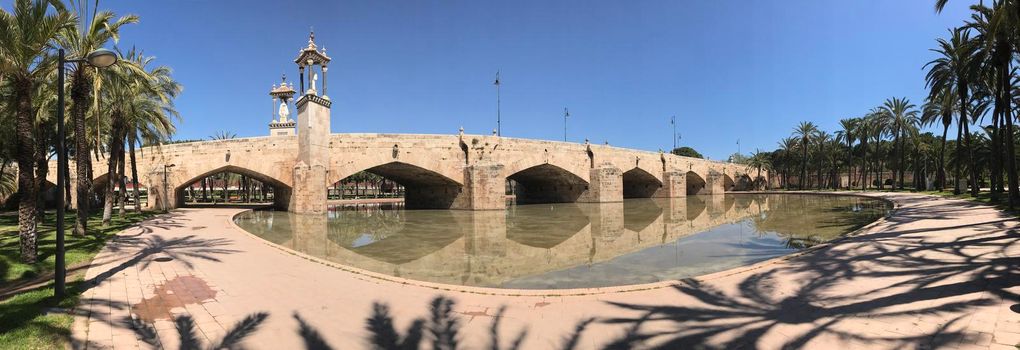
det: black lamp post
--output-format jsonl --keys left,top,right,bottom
{"left": 55, "top": 48, "right": 118, "bottom": 299}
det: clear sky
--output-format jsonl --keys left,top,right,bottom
{"left": 101, "top": 0, "right": 974, "bottom": 160}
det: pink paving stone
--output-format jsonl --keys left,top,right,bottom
{"left": 68, "top": 193, "right": 1020, "bottom": 349}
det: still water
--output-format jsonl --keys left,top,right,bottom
{"left": 234, "top": 194, "right": 889, "bottom": 289}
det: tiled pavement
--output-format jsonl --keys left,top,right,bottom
{"left": 70, "top": 193, "right": 1020, "bottom": 349}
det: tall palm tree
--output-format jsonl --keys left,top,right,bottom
{"left": 968, "top": 2, "right": 1019, "bottom": 207}
{"left": 922, "top": 87, "right": 956, "bottom": 191}
{"left": 879, "top": 97, "right": 920, "bottom": 190}
{"left": 777, "top": 137, "right": 799, "bottom": 188}
{"left": 0, "top": 0, "right": 73, "bottom": 262}
{"left": 814, "top": 130, "right": 831, "bottom": 190}
{"left": 100, "top": 49, "right": 179, "bottom": 222}
{"left": 793, "top": 121, "right": 818, "bottom": 189}
{"left": 835, "top": 118, "right": 858, "bottom": 189}
{"left": 925, "top": 27, "right": 980, "bottom": 195}
{"left": 57, "top": 3, "right": 137, "bottom": 235}
{"left": 746, "top": 149, "right": 771, "bottom": 190}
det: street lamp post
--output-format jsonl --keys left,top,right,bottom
{"left": 563, "top": 107, "right": 569, "bottom": 142}
{"left": 163, "top": 164, "right": 176, "bottom": 212}
{"left": 671, "top": 115, "right": 677, "bottom": 152}
{"left": 55, "top": 48, "right": 118, "bottom": 298}
{"left": 494, "top": 71, "right": 501, "bottom": 136}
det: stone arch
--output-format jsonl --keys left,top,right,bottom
{"left": 622, "top": 167, "right": 662, "bottom": 198}
{"left": 508, "top": 163, "right": 589, "bottom": 204}
{"left": 173, "top": 165, "right": 292, "bottom": 209}
{"left": 733, "top": 174, "right": 754, "bottom": 191}
{"left": 722, "top": 174, "right": 735, "bottom": 191}
{"left": 337, "top": 161, "right": 463, "bottom": 209}
{"left": 90, "top": 172, "right": 128, "bottom": 206}
{"left": 332, "top": 157, "right": 464, "bottom": 188}
{"left": 686, "top": 171, "right": 707, "bottom": 195}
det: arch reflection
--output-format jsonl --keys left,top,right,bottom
{"left": 235, "top": 194, "right": 888, "bottom": 289}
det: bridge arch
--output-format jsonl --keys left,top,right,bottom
{"left": 622, "top": 167, "right": 662, "bottom": 198}
{"left": 686, "top": 171, "right": 707, "bottom": 195}
{"left": 722, "top": 174, "right": 735, "bottom": 191}
{"left": 508, "top": 163, "right": 589, "bottom": 204}
{"left": 173, "top": 165, "right": 292, "bottom": 208}
{"left": 734, "top": 174, "right": 753, "bottom": 191}
{"left": 334, "top": 161, "right": 463, "bottom": 209}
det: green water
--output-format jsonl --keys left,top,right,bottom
{"left": 234, "top": 194, "right": 889, "bottom": 289}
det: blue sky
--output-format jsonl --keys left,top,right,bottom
{"left": 101, "top": 0, "right": 973, "bottom": 160}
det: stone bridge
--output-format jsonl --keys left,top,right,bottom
{"left": 49, "top": 133, "right": 764, "bottom": 211}
{"left": 50, "top": 78, "right": 763, "bottom": 213}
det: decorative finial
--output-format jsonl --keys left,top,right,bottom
{"left": 492, "top": 129, "right": 498, "bottom": 136}
{"left": 309, "top": 27, "right": 315, "bottom": 43}
{"left": 281, "top": 73, "right": 287, "bottom": 83}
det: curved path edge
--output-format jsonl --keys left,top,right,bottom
{"left": 70, "top": 192, "right": 1020, "bottom": 350}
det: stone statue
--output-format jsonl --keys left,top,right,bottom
{"left": 278, "top": 100, "right": 290, "bottom": 122}
{"left": 310, "top": 72, "right": 318, "bottom": 93}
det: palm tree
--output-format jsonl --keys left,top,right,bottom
{"left": 777, "top": 137, "right": 799, "bottom": 189}
{"left": 835, "top": 118, "right": 858, "bottom": 189}
{"left": 922, "top": 86, "right": 956, "bottom": 191}
{"left": 925, "top": 27, "right": 980, "bottom": 195}
{"left": 859, "top": 109, "right": 887, "bottom": 190}
{"left": 793, "top": 121, "right": 818, "bottom": 189}
{"left": 57, "top": 3, "right": 137, "bottom": 235}
{"left": 878, "top": 97, "right": 920, "bottom": 190}
{"left": 0, "top": 0, "right": 73, "bottom": 262}
{"left": 814, "top": 130, "right": 831, "bottom": 190}
{"left": 967, "top": 2, "right": 1019, "bottom": 207}
{"left": 101, "top": 49, "right": 179, "bottom": 220}
{"left": 746, "top": 150, "right": 771, "bottom": 190}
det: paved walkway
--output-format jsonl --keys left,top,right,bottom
{"left": 71, "top": 193, "right": 1020, "bottom": 349}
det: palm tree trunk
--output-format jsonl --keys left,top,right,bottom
{"left": 129, "top": 133, "right": 142, "bottom": 213}
{"left": 990, "top": 104, "right": 1002, "bottom": 202}
{"left": 1001, "top": 59, "right": 1018, "bottom": 208}
{"left": 800, "top": 142, "right": 808, "bottom": 189}
{"left": 34, "top": 124, "right": 49, "bottom": 223}
{"left": 963, "top": 113, "right": 978, "bottom": 196}
{"left": 14, "top": 77, "right": 38, "bottom": 263}
{"left": 102, "top": 112, "right": 124, "bottom": 226}
{"left": 955, "top": 113, "right": 964, "bottom": 195}
{"left": 939, "top": 122, "right": 949, "bottom": 191}
{"left": 72, "top": 69, "right": 91, "bottom": 236}
{"left": 117, "top": 138, "right": 127, "bottom": 216}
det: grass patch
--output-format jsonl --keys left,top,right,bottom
{"left": 0, "top": 210, "right": 154, "bottom": 349}
{"left": 0, "top": 211, "right": 154, "bottom": 286}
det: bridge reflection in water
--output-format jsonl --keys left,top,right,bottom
{"left": 234, "top": 194, "right": 889, "bottom": 289}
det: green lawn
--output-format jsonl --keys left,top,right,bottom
{"left": 0, "top": 210, "right": 154, "bottom": 349}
